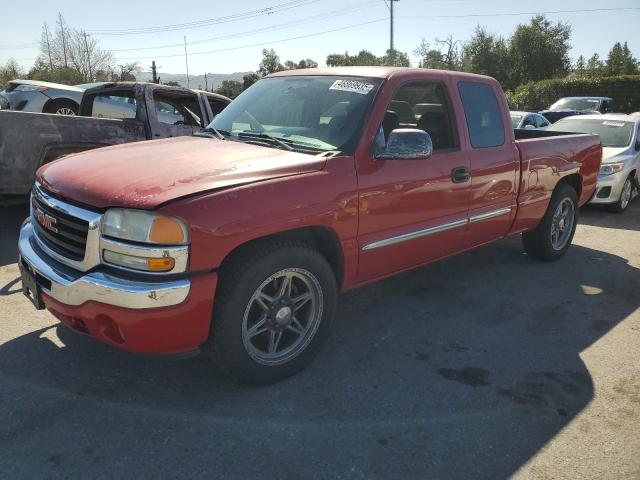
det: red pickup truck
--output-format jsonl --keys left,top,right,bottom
{"left": 18, "top": 67, "right": 601, "bottom": 384}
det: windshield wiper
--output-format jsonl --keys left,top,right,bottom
{"left": 237, "top": 131, "right": 294, "bottom": 151}
{"left": 194, "top": 126, "right": 227, "bottom": 140}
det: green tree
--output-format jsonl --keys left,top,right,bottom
{"left": 573, "top": 55, "right": 587, "bottom": 76}
{"left": 605, "top": 41, "right": 638, "bottom": 75}
{"left": 0, "top": 59, "right": 23, "bottom": 89}
{"left": 258, "top": 48, "right": 284, "bottom": 76}
{"left": 215, "top": 80, "right": 243, "bottom": 99}
{"left": 461, "top": 27, "right": 511, "bottom": 86}
{"left": 326, "top": 50, "right": 381, "bottom": 67}
{"left": 586, "top": 53, "right": 605, "bottom": 77}
{"left": 242, "top": 72, "right": 260, "bottom": 90}
{"left": 382, "top": 49, "right": 410, "bottom": 67}
{"left": 509, "top": 15, "right": 571, "bottom": 85}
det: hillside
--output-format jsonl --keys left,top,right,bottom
{"left": 135, "top": 71, "right": 252, "bottom": 90}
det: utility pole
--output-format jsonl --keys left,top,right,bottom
{"left": 184, "top": 36, "right": 190, "bottom": 88}
{"left": 83, "top": 31, "right": 93, "bottom": 81}
{"left": 204, "top": 72, "right": 208, "bottom": 91}
{"left": 151, "top": 61, "right": 159, "bottom": 83}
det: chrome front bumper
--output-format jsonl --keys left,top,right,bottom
{"left": 18, "top": 221, "right": 190, "bottom": 309}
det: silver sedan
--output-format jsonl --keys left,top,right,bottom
{"left": 547, "top": 114, "right": 640, "bottom": 213}
{"left": 0, "top": 80, "right": 103, "bottom": 115}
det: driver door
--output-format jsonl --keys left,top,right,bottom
{"left": 356, "top": 76, "right": 471, "bottom": 282}
{"left": 150, "top": 90, "right": 205, "bottom": 139}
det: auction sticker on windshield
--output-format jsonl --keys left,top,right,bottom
{"left": 603, "top": 121, "right": 626, "bottom": 127}
{"left": 329, "top": 80, "right": 375, "bottom": 95}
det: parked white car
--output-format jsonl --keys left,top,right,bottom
{"left": 510, "top": 111, "right": 551, "bottom": 129}
{"left": 547, "top": 114, "right": 640, "bottom": 212}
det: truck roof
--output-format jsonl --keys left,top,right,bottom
{"left": 267, "top": 66, "right": 495, "bottom": 82}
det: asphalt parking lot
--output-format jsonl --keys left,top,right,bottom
{"left": 0, "top": 201, "right": 639, "bottom": 480}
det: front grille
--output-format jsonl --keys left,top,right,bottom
{"left": 32, "top": 194, "right": 89, "bottom": 261}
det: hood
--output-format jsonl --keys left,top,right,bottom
{"left": 602, "top": 146, "right": 633, "bottom": 163}
{"left": 8, "top": 79, "right": 83, "bottom": 92}
{"left": 38, "top": 136, "right": 328, "bottom": 209}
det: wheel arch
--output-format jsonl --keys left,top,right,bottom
{"left": 43, "top": 97, "right": 79, "bottom": 114}
{"left": 557, "top": 172, "right": 582, "bottom": 199}
{"left": 218, "top": 226, "right": 345, "bottom": 289}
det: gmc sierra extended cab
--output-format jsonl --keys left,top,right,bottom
{"left": 18, "top": 67, "right": 602, "bottom": 384}
{"left": 0, "top": 82, "right": 230, "bottom": 199}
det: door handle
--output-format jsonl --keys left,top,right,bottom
{"left": 451, "top": 166, "right": 470, "bottom": 184}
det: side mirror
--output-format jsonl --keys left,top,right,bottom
{"left": 374, "top": 128, "right": 433, "bottom": 160}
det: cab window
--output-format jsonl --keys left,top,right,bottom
{"left": 91, "top": 92, "right": 137, "bottom": 120}
{"left": 458, "top": 81, "right": 505, "bottom": 148}
{"left": 380, "top": 81, "right": 458, "bottom": 151}
{"left": 153, "top": 91, "right": 202, "bottom": 126}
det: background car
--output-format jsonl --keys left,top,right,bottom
{"left": 539, "top": 96, "right": 613, "bottom": 123}
{"left": 510, "top": 111, "right": 551, "bottom": 129}
{"left": 547, "top": 114, "right": 640, "bottom": 212}
{"left": 0, "top": 80, "right": 103, "bottom": 115}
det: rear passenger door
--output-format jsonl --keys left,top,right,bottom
{"left": 457, "top": 81, "right": 518, "bottom": 248}
{"left": 356, "top": 78, "right": 471, "bottom": 282}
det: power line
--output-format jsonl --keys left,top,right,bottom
{"left": 87, "top": 0, "right": 319, "bottom": 35}
{"left": 407, "top": 6, "right": 640, "bottom": 19}
{"left": 110, "top": 1, "right": 379, "bottom": 52}
{"left": 115, "top": 18, "right": 388, "bottom": 60}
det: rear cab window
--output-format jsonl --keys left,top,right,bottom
{"left": 458, "top": 81, "right": 505, "bottom": 148}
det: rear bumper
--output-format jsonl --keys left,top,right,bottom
{"left": 19, "top": 220, "right": 218, "bottom": 354}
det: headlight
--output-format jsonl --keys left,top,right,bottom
{"left": 100, "top": 209, "right": 189, "bottom": 273}
{"left": 101, "top": 209, "right": 189, "bottom": 245}
{"left": 599, "top": 162, "right": 625, "bottom": 176}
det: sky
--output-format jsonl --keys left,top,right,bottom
{"left": 1, "top": 0, "right": 639, "bottom": 76}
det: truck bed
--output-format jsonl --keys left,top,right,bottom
{"left": 510, "top": 130, "right": 602, "bottom": 233}
{"left": 0, "top": 111, "right": 146, "bottom": 196}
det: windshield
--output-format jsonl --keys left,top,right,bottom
{"left": 549, "top": 98, "right": 601, "bottom": 112}
{"left": 547, "top": 118, "right": 634, "bottom": 147}
{"left": 208, "top": 76, "right": 381, "bottom": 154}
{"left": 510, "top": 115, "right": 522, "bottom": 128}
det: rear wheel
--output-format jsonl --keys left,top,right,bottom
{"left": 44, "top": 99, "right": 78, "bottom": 116}
{"left": 606, "top": 175, "right": 634, "bottom": 213}
{"left": 207, "top": 241, "right": 337, "bottom": 385}
{"left": 523, "top": 183, "right": 578, "bottom": 261}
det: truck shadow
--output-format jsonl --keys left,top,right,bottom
{"left": 0, "top": 203, "right": 28, "bottom": 267}
{"left": 0, "top": 236, "right": 638, "bottom": 478}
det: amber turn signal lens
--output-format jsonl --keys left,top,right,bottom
{"left": 147, "top": 257, "right": 175, "bottom": 271}
{"left": 148, "top": 216, "right": 186, "bottom": 244}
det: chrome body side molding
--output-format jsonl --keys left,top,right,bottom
{"left": 362, "top": 206, "right": 513, "bottom": 251}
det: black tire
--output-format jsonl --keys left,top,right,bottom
{"left": 606, "top": 175, "right": 634, "bottom": 214}
{"left": 206, "top": 241, "right": 338, "bottom": 385}
{"left": 523, "top": 183, "right": 579, "bottom": 261}
{"left": 44, "top": 99, "right": 78, "bottom": 116}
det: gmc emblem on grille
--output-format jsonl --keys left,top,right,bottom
{"left": 34, "top": 207, "right": 58, "bottom": 234}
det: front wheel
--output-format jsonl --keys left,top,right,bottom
{"left": 606, "top": 176, "right": 634, "bottom": 213}
{"left": 207, "top": 242, "right": 337, "bottom": 385}
{"left": 523, "top": 183, "right": 578, "bottom": 261}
